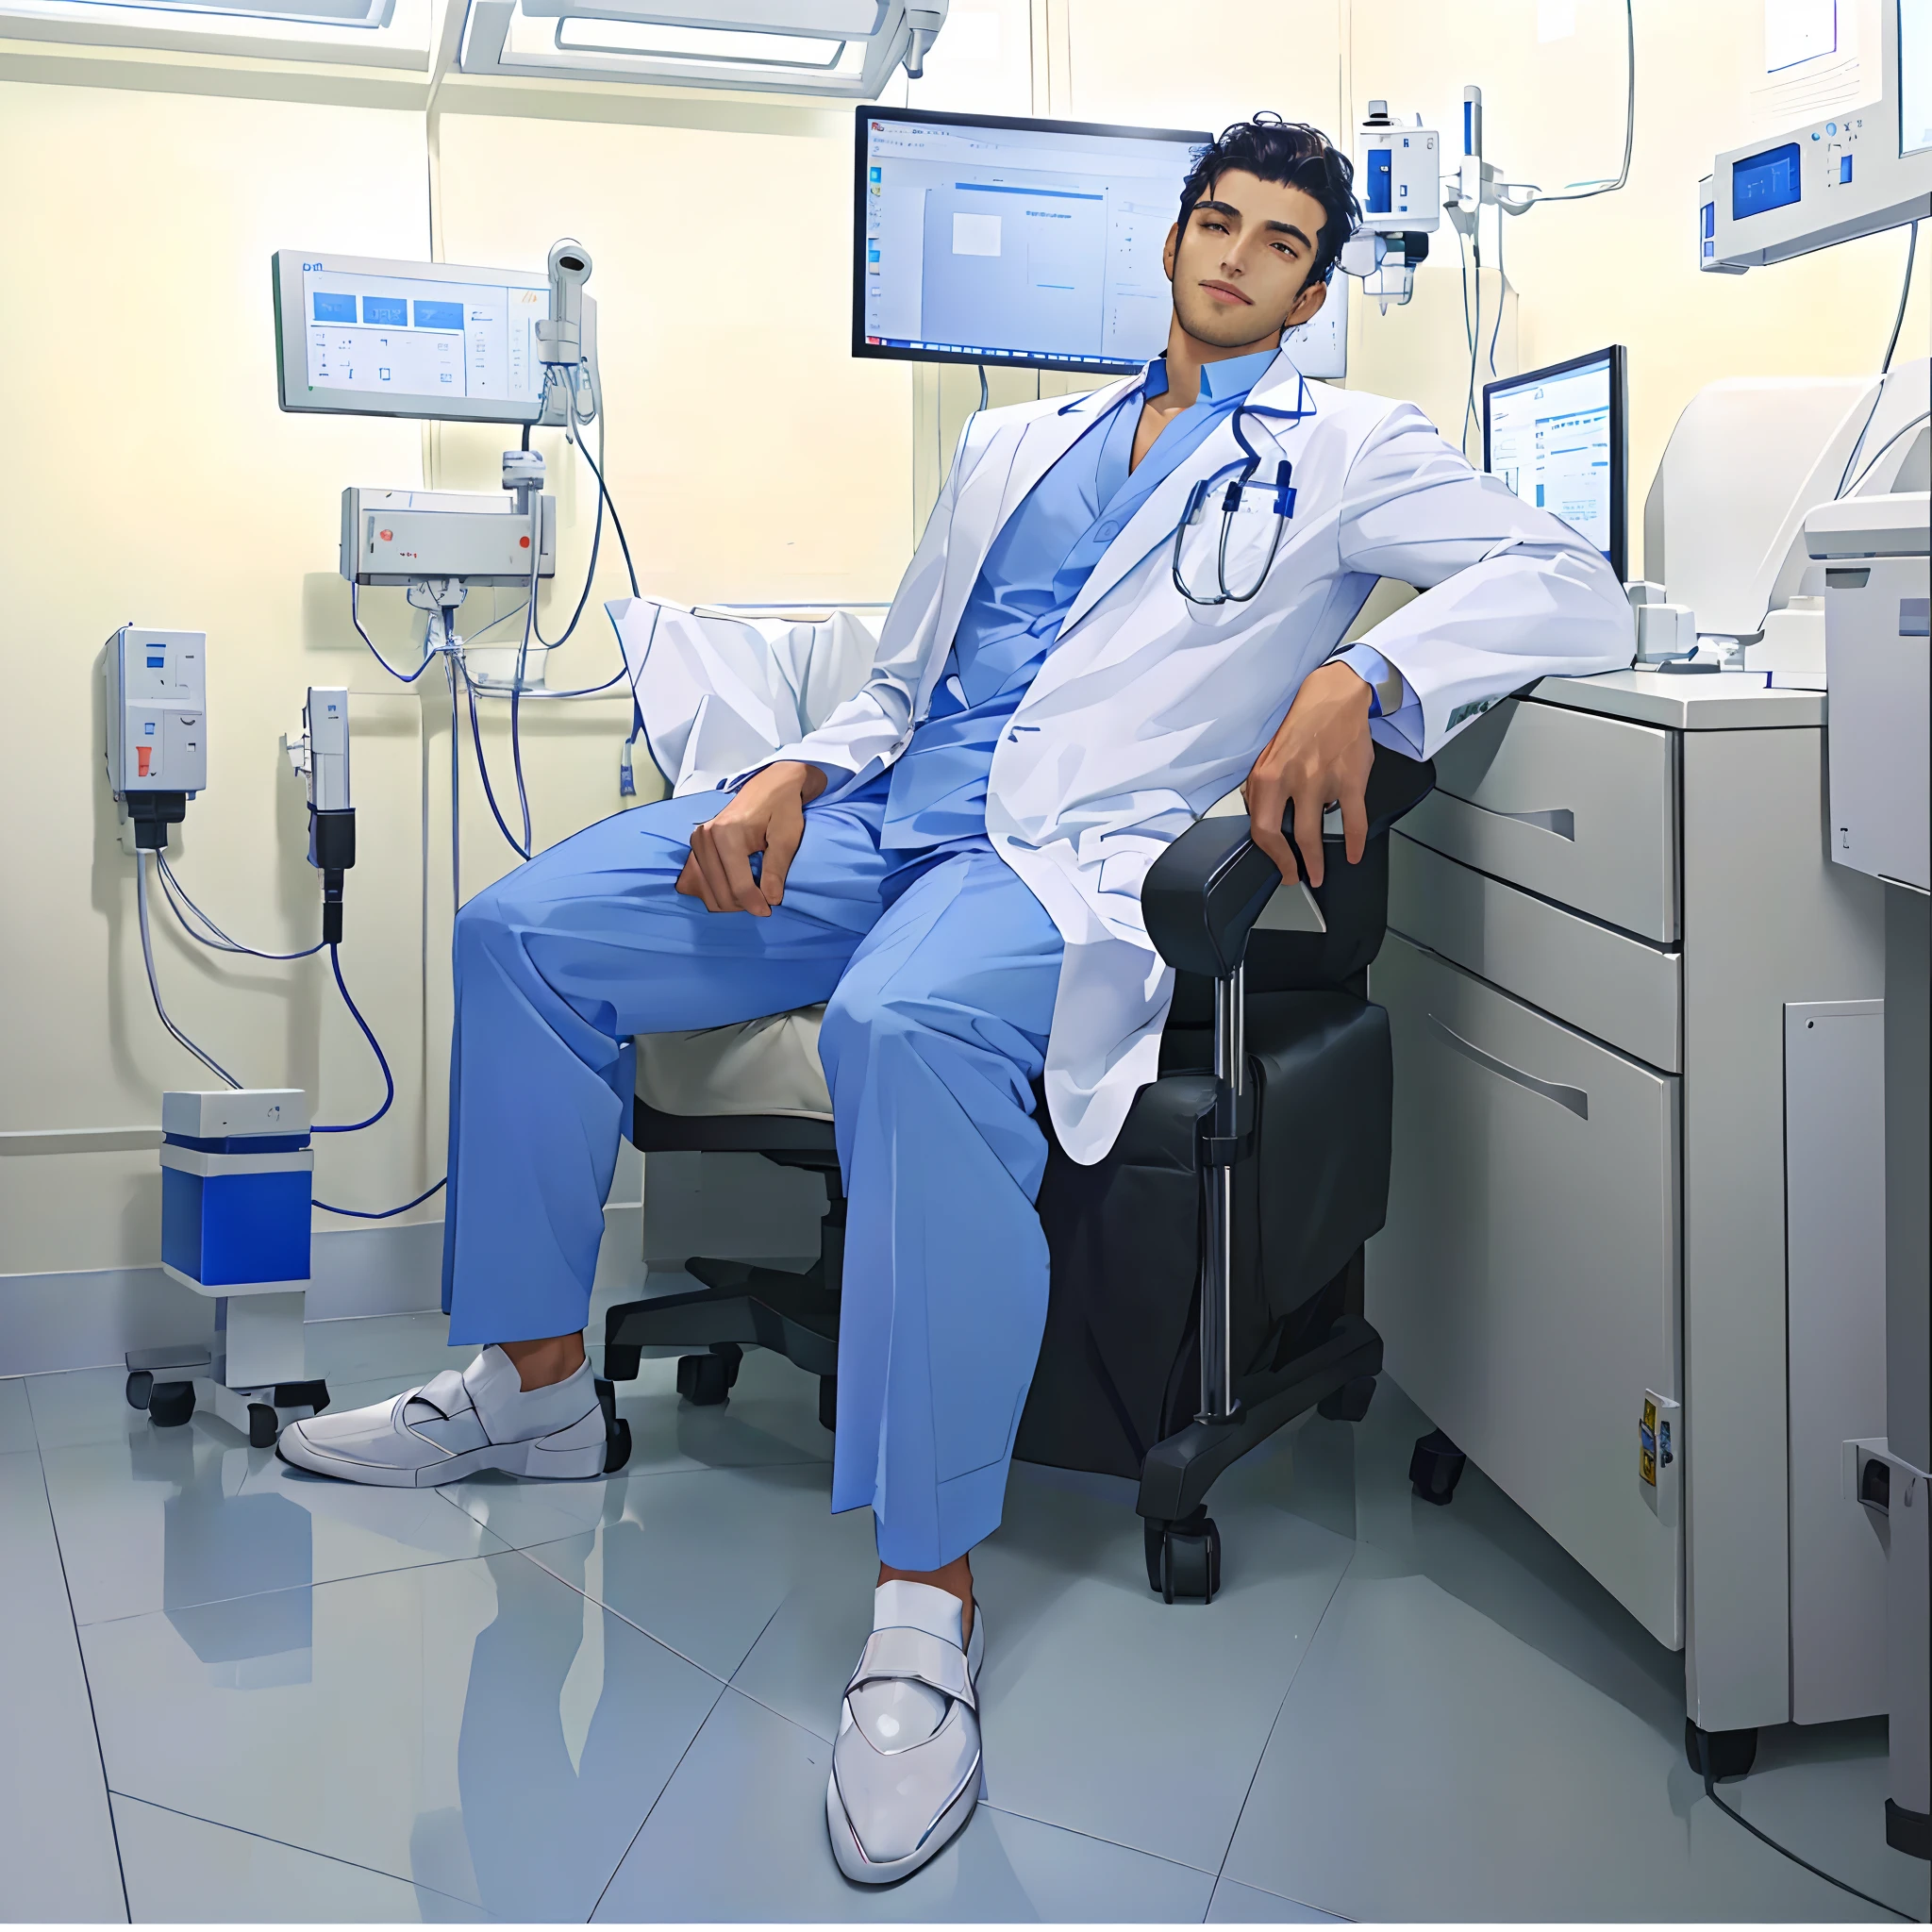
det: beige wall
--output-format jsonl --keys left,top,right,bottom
{"left": 2, "top": 0, "right": 1924, "bottom": 1274}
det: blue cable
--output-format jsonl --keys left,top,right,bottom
{"left": 465, "top": 664, "right": 534, "bottom": 860}
{"left": 313, "top": 943, "right": 394, "bottom": 1133}
{"left": 350, "top": 581, "right": 443, "bottom": 684}
{"left": 312, "top": 1176, "right": 446, "bottom": 1220}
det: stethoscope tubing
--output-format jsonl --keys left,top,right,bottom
{"left": 1171, "top": 375, "right": 1314, "bottom": 607}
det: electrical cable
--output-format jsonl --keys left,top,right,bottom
{"left": 1499, "top": 0, "right": 1636, "bottom": 210}
{"left": 155, "top": 853, "right": 324, "bottom": 960}
{"left": 1692, "top": 1733, "right": 1912, "bottom": 1922}
{"left": 1486, "top": 204, "right": 1506, "bottom": 391}
{"left": 446, "top": 638, "right": 462, "bottom": 912}
{"left": 535, "top": 375, "right": 609, "bottom": 651}
{"left": 1840, "top": 409, "right": 1932, "bottom": 499}
{"left": 135, "top": 857, "right": 244, "bottom": 1089}
{"left": 313, "top": 1176, "right": 446, "bottom": 1220}
{"left": 351, "top": 580, "right": 442, "bottom": 684}
{"left": 1881, "top": 220, "right": 1919, "bottom": 374}
{"left": 567, "top": 381, "right": 639, "bottom": 598}
{"left": 313, "top": 943, "right": 394, "bottom": 1133}
{"left": 464, "top": 658, "right": 534, "bottom": 860}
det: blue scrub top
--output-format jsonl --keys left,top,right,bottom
{"left": 879, "top": 346, "right": 1279, "bottom": 853}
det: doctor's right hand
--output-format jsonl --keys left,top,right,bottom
{"left": 677, "top": 760, "right": 828, "bottom": 916}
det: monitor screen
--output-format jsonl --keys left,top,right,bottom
{"left": 854, "top": 107, "right": 1211, "bottom": 375}
{"left": 273, "top": 250, "right": 553, "bottom": 423}
{"left": 1483, "top": 346, "right": 1627, "bottom": 581}
{"left": 1902, "top": 0, "right": 1932, "bottom": 156}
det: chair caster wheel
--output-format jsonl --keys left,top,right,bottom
{"left": 818, "top": 1376, "right": 837, "bottom": 1433}
{"left": 604, "top": 1342, "right": 642, "bottom": 1383}
{"left": 1145, "top": 1508, "right": 1221, "bottom": 1604}
{"left": 594, "top": 1379, "right": 632, "bottom": 1474}
{"left": 247, "top": 1403, "right": 280, "bottom": 1450}
{"left": 1317, "top": 1374, "right": 1377, "bottom": 1423}
{"left": 125, "top": 1371, "right": 154, "bottom": 1412}
{"left": 148, "top": 1381, "right": 195, "bottom": 1429}
{"left": 1685, "top": 1719, "right": 1757, "bottom": 1782}
{"left": 675, "top": 1344, "right": 741, "bottom": 1407}
{"left": 1408, "top": 1428, "right": 1465, "bottom": 1506}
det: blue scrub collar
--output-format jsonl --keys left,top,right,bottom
{"left": 1141, "top": 343, "right": 1279, "bottom": 406}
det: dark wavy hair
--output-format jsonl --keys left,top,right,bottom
{"left": 1177, "top": 114, "right": 1360, "bottom": 289}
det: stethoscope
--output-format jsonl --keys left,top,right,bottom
{"left": 1169, "top": 375, "right": 1315, "bottom": 608}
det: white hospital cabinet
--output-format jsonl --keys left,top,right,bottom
{"left": 1368, "top": 670, "right": 1890, "bottom": 1742}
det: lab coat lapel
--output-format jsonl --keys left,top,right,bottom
{"left": 1058, "top": 350, "right": 1317, "bottom": 639}
{"left": 927, "top": 378, "right": 1138, "bottom": 671}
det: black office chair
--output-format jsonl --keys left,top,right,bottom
{"left": 604, "top": 743, "right": 1436, "bottom": 1602}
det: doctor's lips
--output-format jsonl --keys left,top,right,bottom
{"left": 1198, "top": 279, "right": 1253, "bottom": 307}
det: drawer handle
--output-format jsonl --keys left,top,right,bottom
{"left": 1467, "top": 801, "right": 1575, "bottom": 841}
{"left": 1426, "top": 1013, "right": 1589, "bottom": 1120}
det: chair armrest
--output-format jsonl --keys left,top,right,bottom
{"left": 1141, "top": 745, "right": 1436, "bottom": 980}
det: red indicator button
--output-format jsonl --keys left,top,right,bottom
{"left": 379, "top": 528, "right": 393, "bottom": 541}
{"left": 137, "top": 746, "right": 152, "bottom": 776}
{"left": 519, "top": 535, "right": 531, "bottom": 548}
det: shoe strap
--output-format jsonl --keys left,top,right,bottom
{"left": 408, "top": 1368, "right": 474, "bottom": 1422}
{"left": 846, "top": 1624, "right": 976, "bottom": 1713}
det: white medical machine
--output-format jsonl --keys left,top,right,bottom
{"left": 275, "top": 240, "right": 601, "bottom": 687}
{"left": 1700, "top": 0, "right": 1931, "bottom": 273}
{"left": 102, "top": 625, "right": 207, "bottom": 855}
{"left": 1339, "top": 101, "right": 1441, "bottom": 311}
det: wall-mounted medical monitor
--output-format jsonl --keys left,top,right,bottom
{"left": 1483, "top": 345, "right": 1627, "bottom": 582}
{"left": 853, "top": 107, "right": 1212, "bottom": 376}
{"left": 273, "top": 250, "right": 551, "bottom": 423}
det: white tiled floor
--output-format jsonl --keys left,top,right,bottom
{"left": 5, "top": 1311, "right": 1929, "bottom": 1924}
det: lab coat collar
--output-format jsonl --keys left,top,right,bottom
{"left": 1055, "top": 346, "right": 1318, "bottom": 637}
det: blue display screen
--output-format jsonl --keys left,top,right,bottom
{"left": 1732, "top": 142, "right": 1802, "bottom": 220}
{"left": 312, "top": 291, "right": 357, "bottom": 324}
{"left": 361, "top": 295, "right": 408, "bottom": 326}
{"left": 413, "top": 299, "right": 465, "bottom": 331}
{"left": 1367, "top": 148, "right": 1392, "bottom": 215}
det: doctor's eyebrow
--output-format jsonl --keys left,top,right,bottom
{"left": 1191, "top": 200, "right": 1310, "bottom": 253}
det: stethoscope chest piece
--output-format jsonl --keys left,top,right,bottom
{"left": 1174, "top": 458, "right": 1297, "bottom": 607}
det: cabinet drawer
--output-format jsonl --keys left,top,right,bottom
{"left": 1368, "top": 935, "right": 1684, "bottom": 1649}
{"left": 1389, "top": 834, "right": 1682, "bottom": 1071}
{"left": 1402, "top": 697, "right": 1678, "bottom": 941}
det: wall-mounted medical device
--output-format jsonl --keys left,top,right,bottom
{"left": 459, "top": 0, "right": 946, "bottom": 98}
{"left": 272, "top": 247, "right": 598, "bottom": 426}
{"left": 103, "top": 626, "right": 207, "bottom": 853}
{"left": 1700, "top": 0, "right": 1932, "bottom": 272}
{"left": 1337, "top": 102, "right": 1441, "bottom": 313}
{"left": 339, "top": 485, "right": 558, "bottom": 589}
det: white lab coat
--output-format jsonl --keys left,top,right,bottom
{"left": 612, "top": 348, "right": 1633, "bottom": 1165}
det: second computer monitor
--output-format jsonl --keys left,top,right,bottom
{"left": 856, "top": 107, "right": 1212, "bottom": 375}
{"left": 1483, "top": 345, "right": 1628, "bottom": 581}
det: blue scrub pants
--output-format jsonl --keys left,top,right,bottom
{"left": 440, "top": 782, "right": 1065, "bottom": 1571}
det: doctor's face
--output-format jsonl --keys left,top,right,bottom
{"left": 1164, "top": 169, "right": 1329, "bottom": 353}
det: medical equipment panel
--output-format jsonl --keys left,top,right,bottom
{"left": 274, "top": 250, "right": 555, "bottom": 423}
{"left": 1813, "top": 493, "right": 1932, "bottom": 894}
{"left": 105, "top": 626, "right": 206, "bottom": 797}
{"left": 1483, "top": 345, "right": 1627, "bottom": 580}
{"left": 853, "top": 106, "right": 1210, "bottom": 375}
{"left": 339, "top": 486, "right": 557, "bottom": 588}
{"left": 1373, "top": 930, "right": 1687, "bottom": 1650}
{"left": 1700, "top": 0, "right": 1932, "bottom": 272}
{"left": 1394, "top": 697, "right": 1674, "bottom": 941}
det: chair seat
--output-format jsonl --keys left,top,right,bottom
{"left": 636, "top": 1006, "right": 832, "bottom": 1122}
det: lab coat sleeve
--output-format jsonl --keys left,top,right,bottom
{"left": 1334, "top": 403, "right": 1634, "bottom": 758}
{"left": 722, "top": 413, "right": 984, "bottom": 802}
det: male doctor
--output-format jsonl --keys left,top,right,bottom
{"left": 281, "top": 117, "right": 1631, "bottom": 1880}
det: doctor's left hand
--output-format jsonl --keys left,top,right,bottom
{"left": 1242, "top": 661, "right": 1374, "bottom": 891}
{"left": 677, "top": 760, "right": 828, "bottom": 916}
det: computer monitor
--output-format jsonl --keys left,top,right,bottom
{"left": 273, "top": 250, "right": 558, "bottom": 424}
{"left": 1483, "top": 345, "right": 1628, "bottom": 581}
{"left": 853, "top": 107, "right": 1212, "bottom": 376}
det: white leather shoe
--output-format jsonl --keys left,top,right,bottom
{"left": 276, "top": 1346, "right": 627, "bottom": 1487}
{"left": 827, "top": 1581, "right": 986, "bottom": 1886}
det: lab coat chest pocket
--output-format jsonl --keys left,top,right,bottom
{"left": 1171, "top": 485, "right": 1290, "bottom": 617}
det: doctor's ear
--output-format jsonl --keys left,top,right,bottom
{"left": 1285, "top": 275, "right": 1328, "bottom": 331}
{"left": 1162, "top": 222, "right": 1178, "bottom": 282}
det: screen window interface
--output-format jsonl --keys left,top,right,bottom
{"left": 1488, "top": 358, "right": 1615, "bottom": 561}
{"left": 862, "top": 118, "right": 1202, "bottom": 370}
{"left": 301, "top": 264, "right": 549, "bottom": 409}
